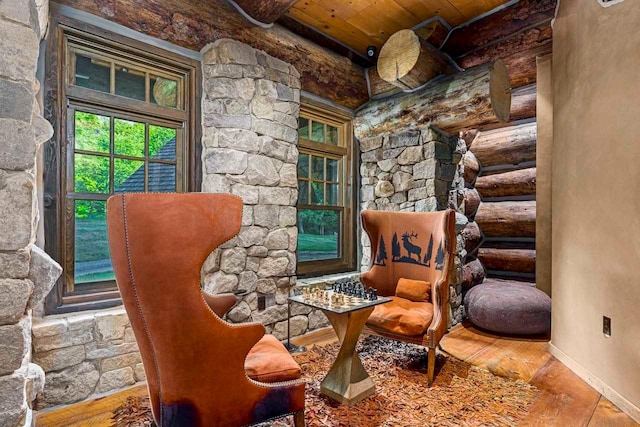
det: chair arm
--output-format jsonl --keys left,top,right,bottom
{"left": 203, "top": 292, "right": 238, "bottom": 317}
{"left": 427, "top": 276, "right": 448, "bottom": 348}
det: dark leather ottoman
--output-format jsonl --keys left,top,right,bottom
{"left": 464, "top": 281, "right": 551, "bottom": 335}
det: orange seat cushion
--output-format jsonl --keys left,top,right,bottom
{"left": 245, "top": 334, "right": 302, "bottom": 383}
{"left": 396, "top": 278, "right": 431, "bottom": 302}
{"left": 367, "top": 296, "right": 434, "bottom": 337}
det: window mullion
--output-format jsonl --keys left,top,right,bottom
{"left": 109, "top": 115, "right": 114, "bottom": 194}
{"left": 144, "top": 123, "right": 149, "bottom": 192}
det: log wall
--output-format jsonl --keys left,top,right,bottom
{"left": 463, "top": 119, "right": 538, "bottom": 283}
{"left": 57, "top": 0, "right": 369, "bottom": 109}
{"left": 368, "top": 0, "right": 555, "bottom": 99}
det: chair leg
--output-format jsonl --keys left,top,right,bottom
{"left": 293, "top": 410, "right": 305, "bottom": 427}
{"left": 427, "top": 347, "right": 436, "bottom": 386}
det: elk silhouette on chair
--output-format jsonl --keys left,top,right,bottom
{"left": 106, "top": 193, "right": 305, "bottom": 427}
{"left": 361, "top": 209, "right": 456, "bottom": 385}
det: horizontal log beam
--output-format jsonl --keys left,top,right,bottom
{"left": 478, "top": 248, "right": 536, "bottom": 274}
{"left": 233, "top": 0, "right": 298, "bottom": 25}
{"left": 442, "top": 0, "right": 557, "bottom": 58}
{"left": 510, "top": 84, "right": 537, "bottom": 122}
{"left": 475, "top": 201, "right": 536, "bottom": 238}
{"left": 462, "top": 258, "right": 486, "bottom": 291}
{"left": 470, "top": 122, "right": 537, "bottom": 167}
{"left": 367, "top": 67, "right": 402, "bottom": 98}
{"left": 456, "top": 24, "right": 553, "bottom": 89}
{"left": 501, "top": 42, "right": 552, "bottom": 89}
{"left": 354, "top": 61, "right": 511, "bottom": 139}
{"left": 476, "top": 167, "right": 536, "bottom": 198}
{"left": 58, "top": 0, "right": 369, "bottom": 109}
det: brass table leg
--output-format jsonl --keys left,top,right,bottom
{"left": 320, "top": 307, "right": 375, "bottom": 406}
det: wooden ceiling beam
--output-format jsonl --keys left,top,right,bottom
{"left": 229, "top": 0, "right": 299, "bottom": 26}
{"left": 442, "top": 0, "right": 557, "bottom": 58}
{"left": 354, "top": 60, "right": 512, "bottom": 139}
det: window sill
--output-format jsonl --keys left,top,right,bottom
{"left": 297, "top": 271, "right": 361, "bottom": 287}
{"left": 34, "top": 305, "right": 126, "bottom": 325}
{"left": 48, "top": 296, "right": 123, "bottom": 316}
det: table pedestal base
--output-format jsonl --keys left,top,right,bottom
{"left": 320, "top": 307, "right": 375, "bottom": 406}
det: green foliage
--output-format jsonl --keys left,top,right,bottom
{"left": 73, "top": 111, "right": 175, "bottom": 219}
{"left": 297, "top": 234, "right": 337, "bottom": 252}
{"left": 298, "top": 209, "right": 339, "bottom": 235}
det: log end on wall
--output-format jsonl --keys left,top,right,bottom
{"left": 489, "top": 60, "right": 512, "bottom": 123}
{"left": 377, "top": 29, "right": 452, "bottom": 90}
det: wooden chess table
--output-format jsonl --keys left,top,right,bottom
{"left": 289, "top": 289, "right": 391, "bottom": 405}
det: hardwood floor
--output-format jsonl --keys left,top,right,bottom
{"left": 36, "top": 323, "right": 638, "bottom": 426}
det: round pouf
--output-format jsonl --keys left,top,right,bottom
{"left": 464, "top": 282, "right": 551, "bottom": 335}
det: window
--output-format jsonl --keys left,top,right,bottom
{"left": 297, "top": 104, "right": 355, "bottom": 276}
{"left": 44, "top": 15, "right": 199, "bottom": 313}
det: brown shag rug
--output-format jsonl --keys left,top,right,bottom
{"left": 112, "top": 336, "right": 539, "bottom": 427}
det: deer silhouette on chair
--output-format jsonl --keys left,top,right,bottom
{"left": 360, "top": 210, "right": 456, "bottom": 385}
{"left": 401, "top": 232, "right": 422, "bottom": 262}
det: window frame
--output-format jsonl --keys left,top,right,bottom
{"left": 297, "top": 102, "right": 356, "bottom": 277}
{"left": 43, "top": 10, "right": 201, "bottom": 314}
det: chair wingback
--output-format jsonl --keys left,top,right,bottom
{"left": 360, "top": 209, "right": 456, "bottom": 298}
{"left": 106, "top": 193, "right": 304, "bottom": 426}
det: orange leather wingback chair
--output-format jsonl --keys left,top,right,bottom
{"left": 106, "top": 193, "right": 305, "bottom": 426}
{"left": 361, "top": 209, "right": 456, "bottom": 385}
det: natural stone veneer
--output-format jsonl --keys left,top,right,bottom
{"left": 200, "top": 39, "right": 303, "bottom": 340}
{"left": 31, "top": 309, "right": 143, "bottom": 409}
{"left": 0, "top": 0, "right": 63, "bottom": 425}
{"left": 358, "top": 126, "right": 467, "bottom": 326}
{"left": 28, "top": 38, "right": 311, "bottom": 410}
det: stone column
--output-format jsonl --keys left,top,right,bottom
{"left": 200, "top": 39, "right": 308, "bottom": 339}
{"left": 357, "top": 125, "right": 467, "bottom": 326}
{"left": 0, "top": 0, "right": 63, "bottom": 425}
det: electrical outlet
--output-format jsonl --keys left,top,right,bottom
{"left": 258, "top": 296, "right": 266, "bottom": 311}
{"left": 603, "top": 316, "right": 611, "bottom": 337}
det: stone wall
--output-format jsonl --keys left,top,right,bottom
{"left": 32, "top": 309, "right": 143, "bottom": 409}
{"left": 357, "top": 126, "right": 467, "bottom": 325}
{"left": 199, "top": 39, "right": 308, "bottom": 339}
{"left": 0, "top": 0, "right": 63, "bottom": 425}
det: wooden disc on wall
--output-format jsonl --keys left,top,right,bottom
{"left": 377, "top": 29, "right": 451, "bottom": 90}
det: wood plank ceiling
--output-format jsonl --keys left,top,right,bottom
{"left": 285, "top": 0, "right": 513, "bottom": 56}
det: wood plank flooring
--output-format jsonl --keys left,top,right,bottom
{"left": 36, "top": 322, "right": 638, "bottom": 426}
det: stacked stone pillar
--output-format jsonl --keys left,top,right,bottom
{"left": 199, "top": 40, "right": 308, "bottom": 339}
{"left": 0, "top": 0, "right": 63, "bottom": 425}
{"left": 358, "top": 125, "right": 467, "bottom": 326}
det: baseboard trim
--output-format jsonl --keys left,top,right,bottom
{"left": 549, "top": 343, "right": 640, "bottom": 423}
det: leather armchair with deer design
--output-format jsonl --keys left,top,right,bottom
{"left": 106, "top": 193, "right": 305, "bottom": 426}
{"left": 360, "top": 209, "right": 456, "bottom": 385}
